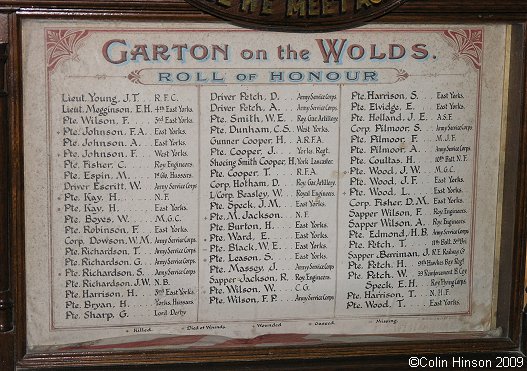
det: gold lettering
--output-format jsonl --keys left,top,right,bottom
{"left": 287, "top": 0, "right": 307, "bottom": 16}
{"left": 321, "top": 0, "right": 338, "bottom": 15}
{"left": 356, "top": 0, "right": 382, "bottom": 10}
{"left": 285, "top": 0, "right": 348, "bottom": 17}
{"left": 261, "top": 0, "right": 273, "bottom": 14}
{"left": 308, "top": 0, "right": 320, "bottom": 16}
{"left": 240, "top": 0, "right": 258, "bottom": 12}
{"left": 341, "top": 0, "right": 348, "bottom": 13}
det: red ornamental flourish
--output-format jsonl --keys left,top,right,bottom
{"left": 442, "top": 29, "right": 483, "bottom": 70}
{"left": 46, "top": 29, "right": 91, "bottom": 73}
{"left": 396, "top": 69, "right": 409, "bottom": 82}
{"left": 128, "top": 70, "right": 142, "bottom": 84}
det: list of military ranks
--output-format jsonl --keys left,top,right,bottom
{"left": 50, "top": 68, "right": 476, "bottom": 327}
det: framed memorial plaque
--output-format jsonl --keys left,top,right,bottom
{"left": 1, "top": 1, "right": 527, "bottom": 370}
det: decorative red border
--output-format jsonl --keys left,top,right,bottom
{"left": 442, "top": 29, "right": 483, "bottom": 70}
{"left": 42, "top": 27, "right": 486, "bottom": 337}
{"left": 46, "top": 29, "right": 92, "bottom": 73}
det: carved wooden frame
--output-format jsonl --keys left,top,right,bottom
{"left": 1, "top": 1, "right": 527, "bottom": 369}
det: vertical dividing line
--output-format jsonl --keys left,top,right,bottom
{"left": 333, "top": 84, "right": 342, "bottom": 317}
{"left": 197, "top": 85, "right": 201, "bottom": 322}
{"left": 45, "top": 33, "right": 55, "bottom": 329}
